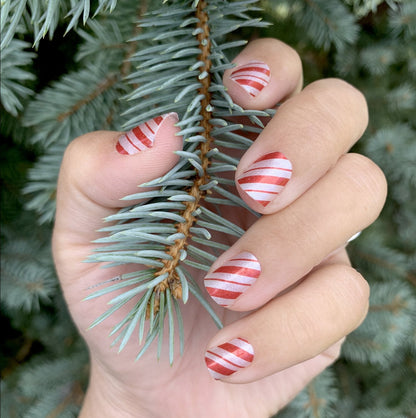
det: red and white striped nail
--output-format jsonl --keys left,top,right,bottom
{"left": 204, "top": 252, "right": 260, "bottom": 307}
{"left": 230, "top": 60, "right": 271, "bottom": 97}
{"left": 116, "top": 112, "right": 178, "bottom": 155}
{"left": 237, "top": 151, "right": 292, "bottom": 207}
{"left": 205, "top": 337, "right": 254, "bottom": 380}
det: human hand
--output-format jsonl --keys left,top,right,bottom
{"left": 52, "top": 38, "right": 387, "bottom": 418}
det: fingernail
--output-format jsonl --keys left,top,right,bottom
{"left": 116, "top": 112, "right": 178, "bottom": 155}
{"left": 204, "top": 252, "right": 260, "bottom": 307}
{"left": 237, "top": 152, "right": 292, "bottom": 207}
{"left": 347, "top": 231, "right": 361, "bottom": 243}
{"left": 230, "top": 60, "right": 271, "bottom": 97}
{"left": 205, "top": 337, "right": 254, "bottom": 380}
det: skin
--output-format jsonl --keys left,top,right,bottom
{"left": 52, "top": 38, "right": 387, "bottom": 417}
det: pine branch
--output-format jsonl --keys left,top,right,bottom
{"left": 267, "top": 0, "right": 359, "bottom": 50}
{"left": 360, "top": 42, "right": 397, "bottom": 76}
{"left": 0, "top": 37, "right": 36, "bottom": 116}
{"left": 389, "top": 2, "right": 416, "bottom": 39}
{"left": 299, "top": 0, "right": 359, "bottom": 50}
{"left": 0, "top": 0, "right": 120, "bottom": 50}
{"left": 58, "top": 73, "right": 119, "bottom": 122}
{"left": 277, "top": 369, "right": 339, "bottom": 418}
{"left": 148, "top": 0, "right": 215, "bottom": 301}
{"left": 13, "top": 351, "right": 88, "bottom": 417}
{"left": 23, "top": 0, "right": 147, "bottom": 221}
{"left": 342, "top": 280, "right": 416, "bottom": 368}
{"left": 1, "top": 228, "right": 57, "bottom": 312}
{"left": 87, "top": 0, "right": 271, "bottom": 362}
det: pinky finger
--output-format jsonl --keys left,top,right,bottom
{"left": 264, "top": 338, "right": 345, "bottom": 411}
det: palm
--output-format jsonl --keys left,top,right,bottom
{"left": 57, "top": 206, "right": 339, "bottom": 417}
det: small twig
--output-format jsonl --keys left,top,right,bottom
{"left": 370, "top": 295, "right": 408, "bottom": 314}
{"left": 56, "top": 74, "right": 119, "bottom": 122}
{"left": 46, "top": 381, "right": 84, "bottom": 418}
{"left": 304, "top": 382, "right": 326, "bottom": 417}
{"left": 57, "top": 1, "right": 148, "bottom": 125}
{"left": 153, "top": 0, "right": 213, "bottom": 302}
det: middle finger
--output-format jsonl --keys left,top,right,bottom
{"left": 204, "top": 153, "right": 387, "bottom": 311}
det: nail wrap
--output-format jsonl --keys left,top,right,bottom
{"left": 205, "top": 337, "right": 254, "bottom": 380}
{"left": 230, "top": 60, "right": 271, "bottom": 97}
{"left": 116, "top": 112, "right": 177, "bottom": 155}
{"left": 347, "top": 231, "right": 361, "bottom": 243}
{"left": 204, "top": 252, "right": 260, "bottom": 307}
{"left": 237, "top": 151, "right": 292, "bottom": 207}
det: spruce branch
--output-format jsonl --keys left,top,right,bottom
{"left": 267, "top": 0, "right": 359, "bottom": 51}
{"left": 342, "top": 280, "right": 416, "bottom": 368}
{"left": 87, "top": 0, "right": 271, "bottom": 362}
{"left": 277, "top": 369, "right": 339, "bottom": 418}
{"left": 299, "top": 0, "right": 359, "bottom": 50}
{"left": 0, "top": 37, "right": 36, "bottom": 116}
{"left": 0, "top": 0, "right": 120, "bottom": 50}
{"left": 22, "top": 0, "right": 148, "bottom": 222}
{"left": 151, "top": 0, "right": 214, "bottom": 303}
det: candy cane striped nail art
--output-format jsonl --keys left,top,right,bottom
{"left": 204, "top": 252, "right": 260, "bottom": 307}
{"left": 237, "top": 152, "right": 292, "bottom": 207}
{"left": 116, "top": 112, "right": 178, "bottom": 155}
{"left": 205, "top": 337, "right": 254, "bottom": 380}
{"left": 230, "top": 60, "right": 271, "bottom": 97}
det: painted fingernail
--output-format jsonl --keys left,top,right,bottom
{"left": 347, "top": 231, "right": 361, "bottom": 243}
{"left": 205, "top": 337, "right": 254, "bottom": 380}
{"left": 230, "top": 60, "right": 271, "bottom": 97}
{"left": 204, "top": 252, "right": 260, "bottom": 307}
{"left": 116, "top": 112, "right": 178, "bottom": 155}
{"left": 237, "top": 152, "right": 292, "bottom": 207}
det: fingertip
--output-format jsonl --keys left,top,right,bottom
{"left": 115, "top": 112, "right": 180, "bottom": 156}
{"left": 235, "top": 150, "right": 294, "bottom": 215}
{"left": 204, "top": 336, "right": 255, "bottom": 382}
{"left": 203, "top": 251, "right": 261, "bottom": 309}
{"left": 60, "top": 113, "right": 183, "bottom": 209}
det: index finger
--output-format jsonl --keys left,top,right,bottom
{"left": 223, "top": 38, "right": 303, "bottom": 109}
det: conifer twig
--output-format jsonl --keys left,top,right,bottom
{"left": 153, "top": 0, "right": 213, "bottom": 304}
{"left": 86, "top": 0, "right": 271, "bottom": 361}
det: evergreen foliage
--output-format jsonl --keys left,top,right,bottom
{"left": 85, "top": 0, "right": 273, "bottom": 362}
{"left": 1, "top": 0, "right": 415, "bottom": 417}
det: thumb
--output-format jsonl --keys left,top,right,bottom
{"left": 53, "top": 112, "right": 182, "bottom": 248}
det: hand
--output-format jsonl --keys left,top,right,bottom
{"left": 52, "top": 38, "right": 387, "bottom": 418}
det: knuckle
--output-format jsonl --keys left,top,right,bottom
{"left": 60, "top": 137, "right": 79, "bottom": 177}
{"left": 310, "top": 78, "right": 367, "bottom": 107}
{"left": 340, "top": 153, "right": 388, "bottom": 220}
{"left": 306, "top": 78, "right": 369, "bottom": 138}
{"left": 340, "top": 264, "right": 370, "bottom": 305}
{"left": 275, "top": 39, "right": 302, "bottom": 72}
{"left": 59, "top": 132, "right": 102, "bottom": 186}
{"left": 250, "top": 37, "right": 302, "bottom": 74}
{"left": 336, "top": 265, "right": 370, "bottom": 328}
{"left": 318, "top": 264, "right": 370, "bottom": 333}
{"left": 62, "top": 133, "right": 90, "bottom": 165}
{"left": 281, "top": 264, "right": 370, "bottom": 357}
